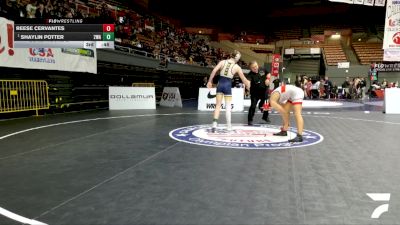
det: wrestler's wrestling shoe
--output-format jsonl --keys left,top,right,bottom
{"left": 211, "top": 121, "right": 217, "bottom": 133}
{"left": 288, "top": 134, "right": 303, "bottom": 143}
{"left": 273, "top": 129, "right": 287, "bottom": 136}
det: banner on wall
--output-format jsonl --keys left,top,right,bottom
{"left": 0, "top": 17, "right": 97, "bottom": 74}
{"left": 364, "top": 0, "right": 374, "bottom": 5}
{"left": 329, "top": 0, "right": 354, "bottom": 3}
{"left": 284, "top": 48, "right": 295, "bottom": 55}
{"left": 197, "top": 88, "right": 244, "bottom": 112}
{"left": 373, "top": 62, "right": 400, "bottom": 72}
{"left": 329, "top": 0, "right": 385, "bottom": 5}
{"left": 271, "top": 54, "right": 280, "bottom": 77}
{"left": 383, "top": 0, "right": 400, "bottom": 49}
{"left": 374, "top": 0, "right": 385, "bottom": 6}
{"left": 338, "top": 62, "right": 350, "bottom": 68}
{"left": 384, "top": 49, "right": 400, "bottom": 61}
{"left": 109, "top": 87, "right": 156, "bottom": 110}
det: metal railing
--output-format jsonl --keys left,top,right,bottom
{"left": 132, "top": 82, "right": 155, "bottom": 87}
{"left": 114, "top": 45, "right": 166, "bottom": 59}
{"left": 114, "top": 44, "right": 216, "bottom": 67}
{"left": 0, "top": 80, "right": 50, "bottom": 116}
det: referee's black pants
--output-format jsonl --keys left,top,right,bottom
{"left": 248, "top": 90, "right": 269, "bottom": 122}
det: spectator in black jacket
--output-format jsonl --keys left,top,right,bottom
{"left": 35, "top": 2, "right": 48, "bottom": 18}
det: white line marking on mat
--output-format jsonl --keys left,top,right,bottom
{"left": 0, "top": 120, "right": 154, "bottom": 161}
{"left": 0, "top": 113, "right": 207, "bottom": 141}
{"left": 34, "top": 142, "right": 179, "bottom": 220}
{"left": 0, "top": 111, "right": 399, "bottom": 224}
{"left": 0, "top": 113, "right": 199, "bottom": 224}
{"left": 0, "top": 207, "right": 47, "bottom": 225}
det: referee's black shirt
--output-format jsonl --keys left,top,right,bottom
{"left": 247, "top": 71, "right": 267, "bottom": 94}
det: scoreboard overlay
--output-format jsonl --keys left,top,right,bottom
{"left": 13, "top": 20, "right": 115, "bottom": 49}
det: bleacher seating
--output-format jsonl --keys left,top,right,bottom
{"left": 310, "top": 24, "right": 346, "bottom": 35}
{"left": 351, "top": 25, "right": 367, "bottom": 33}
{"left": 309, "top": 24, "right": 365, "bottom": 36}
{"left": 310, "top": 25, "right": 325, "bottom": 35}
{"left": 289, "top": 42, "right": 347, "bottom": 66}
{"left": 271, "top": 27, "right": 302, "bottom": 41}
{"left": 286, "top": 59, "right": 320, "bottom": 76}
{"left": 322, "top": 44, "right": 347, "bottom": 66}
{"left": 375, "top": 24, "right": 384, "bottom": 34}
{"left": 352, "top": 42, "right": 383, "bottom": 65}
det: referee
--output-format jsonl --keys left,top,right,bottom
{"left": 247, "top": 61, "right": 271, "bottom": 125}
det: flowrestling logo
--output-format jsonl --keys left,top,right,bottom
{"left": 169, "top": 124, "right": 323, "bottom": 150}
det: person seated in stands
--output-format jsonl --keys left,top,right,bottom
{"left": 5, "top": 0, "right": 26, "bottom": 19}
{"left": 26, "top": 0, "right": 37, "bottom": 18}
{"left": 35, "top": 2, "right": 48, "bottom": 18}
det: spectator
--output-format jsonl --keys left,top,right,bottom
{"left": 381, "top": 79, "right": 388, "bottom": 89}
{"left": 323, "top": 76, "right": 333, "bottom": 99}
{"left": 45, "top": 0, "right": 52, "bottom": 14}
{"left": 360, "top": 77, "right": 367, "bottom": 99}
{"left": 332, "top": 82, "right": 338, "bottom": 99}
{"left": 35, "top": 2, "right": 48, "bottom": 18}
{"left": 295, "top": 75, "right": 302, "bottom": 88}
{"left": 319, "top": 77, "right": 325, "bottom": 99}
{"left": 201, "top": 76, "right": 208, "bottom": 87}
{"left": 311, "top": 78, "right": 320, "bottom": 99}
{"left": 342, "top": 77, "right": 351, "bottom": 99}
{"left": 26, "top": 0, "right": 37, "bottom": 18}
{"left": 65, "top": 11, "right": 72, "bottom": 18}
{"left": 371, "top": 81, "right": 381, "bottom": 90}
{"left": 7, "top": 0, "right": 26, "bottom": 19}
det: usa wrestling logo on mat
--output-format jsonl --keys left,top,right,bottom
{"left": 169, "top": 124, "right": 323, "bottom": 149}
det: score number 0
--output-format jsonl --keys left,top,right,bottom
{"left": 103, "top": 24, "right": 115, "bottom": 32}
{"left": 102, "top": 24, "right": 115, "bottom": 41}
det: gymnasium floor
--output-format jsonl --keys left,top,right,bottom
{"left": 1, "top": 100, "right": 400, "bottom": 225}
